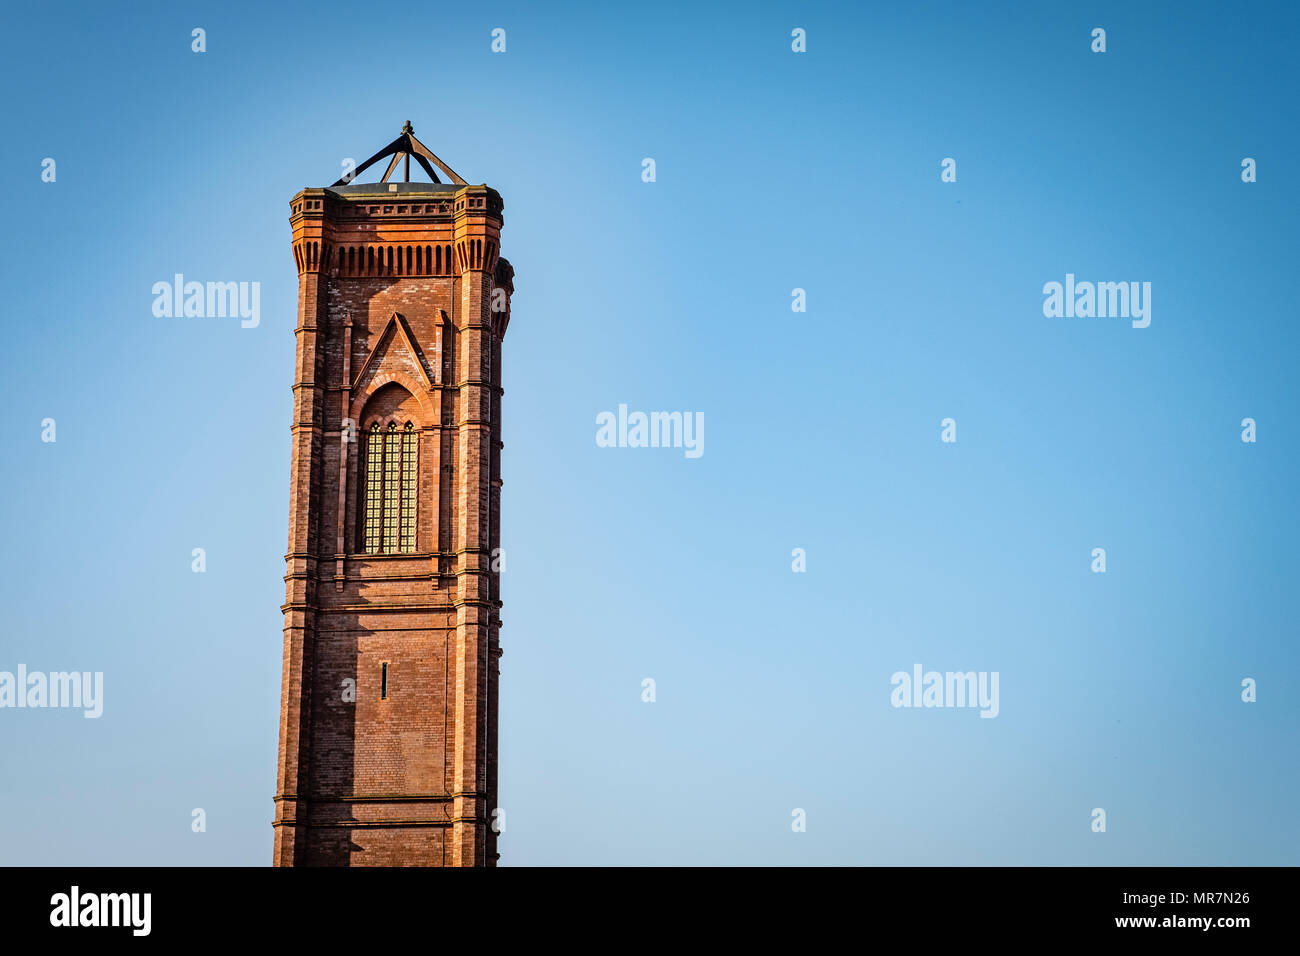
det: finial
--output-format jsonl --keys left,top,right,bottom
{"left": 401, "top": 120, "right": 413, "bottom": 135}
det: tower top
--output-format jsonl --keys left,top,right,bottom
{"left": 331, "top": 121, "right": 468, "bottom": 188}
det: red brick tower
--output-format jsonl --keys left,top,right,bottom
{"left": 273, "top": 124, "right": 512, "bottom": 866}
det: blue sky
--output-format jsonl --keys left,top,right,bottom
{"left": 1, "top": 0, "right": 1297, "bottom": 865}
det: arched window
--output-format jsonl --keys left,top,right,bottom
{"left": 363, "top": 421, "right": 418, "bottom": 554}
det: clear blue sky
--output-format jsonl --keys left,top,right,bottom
{"left": 1, "top": 0, "right": 1297, "bottom": 865}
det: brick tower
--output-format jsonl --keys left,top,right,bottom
{"left": 273, "top": 123, "right": 512, "bottom": 866}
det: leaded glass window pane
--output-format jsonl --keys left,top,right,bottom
{"left": 400, "top": 423, "right": 418, "bottom": 553}
{"left": 361, "top": 417, "right": 419, "bottom": 555}
{"left": 363, "top": 424, "right": 384, "bottom": 554}
{"left": 382, "top": 423, "right": 401, "bottom": 552}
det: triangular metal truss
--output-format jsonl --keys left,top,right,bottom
{"left": 331, "top": 121, "right": 467, "bottom": 187}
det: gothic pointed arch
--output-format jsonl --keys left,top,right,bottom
{"left": 352, "top": 312, "right": 437, "bottom": 394}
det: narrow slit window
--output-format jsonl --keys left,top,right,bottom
{"left": 380, "top": 662, "right": 389, "bottom": 700}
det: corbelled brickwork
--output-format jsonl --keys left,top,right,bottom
{"left": 273, "top": 156, "right": 513, "bottom": 866}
